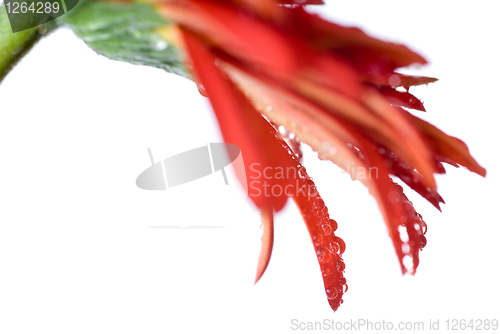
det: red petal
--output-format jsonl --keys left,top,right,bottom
{"left": 378, "top": 86, "right": 426, "bottom": 111}
{"left": 352, "top": 135, "right": 427, "bottom": 274}
{"left": 290, "top": 8, "right": 428, "bottom": 72}
{"left": 255, "top": 207, "right": 274, "bottom": 283}
{"left": 181, "top": 30, "right": 295, "bottom": 211}
{"left": 163, "top": 1, "right": 299, "bottom": 75}
{"left": 290, "top": 165, "right": 347, "bottom": 311}
{"left": 364, "top": 72, "right": 438, "bottom": 89}
{"left": 376, "top": 145, "right": 445, "bottom": 211}
{"left": 404, "top": 110, "right": 487, "bottom": 177}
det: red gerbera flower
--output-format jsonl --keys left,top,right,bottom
{"left": 157, "top": 0, "right": 486, "bottom": 311}
{"left": 0, "top": 0, "right": 486, "bottom": 314}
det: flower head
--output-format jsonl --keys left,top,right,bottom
{"left": 162, "top": 0, "right": 485, "bottom": 311}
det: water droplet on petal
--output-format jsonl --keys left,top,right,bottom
{"left": 389, "top": 74, "right": 402, "bottom": 86}
{"left": 336, "top": 260, "right": 346, "bottom": 271}
{"left": 313, "top": 234, "right": 324, "bottom": 246}
{"left": 298, "top": 166, "right": 307, "bottom": 178}
{"left": 328, "top": 242, "right": 339, "bottom": 254}
{"left": 326, "top": 287, "right": 339, "bottom": 300}
{"left": 322, "top": 223, "right": 332, "bottom": 235}
{"left": 315, "top": 198, "right": 325, "bottom": 210}
{"left": 197, "top": 83, "right": 208, "bottom": 97}
{"left": 319, "top": 247, "right": 332, "bottom": 263}
{"left": 329, "top": 219, "right": 338, "bottom": 232}
{"left": 334, "top": 237, "right": 346, "bottom": 254}
{"left": 403, "top": 255, "right": 413, "bottom": 271}
{"left": 419, "top": 234, "right": 427, "bottom": 249}
{"left": 388, "top": 191, "right": 400, "bottom": 203}
{"left": 420, "top": 221, "right": 428, "bottom": 234}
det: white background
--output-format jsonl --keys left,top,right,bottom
{"left": 0, "top": 1, "right": 499, "bottom": 333}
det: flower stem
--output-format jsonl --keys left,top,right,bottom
{"left": 0, "top": 6, "right": 57, "bottom": 83}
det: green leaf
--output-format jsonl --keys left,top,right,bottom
{"left": 62, "top": 1, "right": 187, "bottom": 78}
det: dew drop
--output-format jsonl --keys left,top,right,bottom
{"left": 318, "top": 153, "right": 327, "bottom": 161}
{"left": 316, "top": 246, "right": 325, "bottom": 258}
{"left": 420, "top": 221, "right": 428, "bottom": 234}
{"left": 155, "top": 41, "right": 167, "bottom": 50}
{"left": 388, "top": 74, "right": 402, "bottom": 87}
{"left": 307, "top": 186, "right": 318, "bottom": 197}
{"left": 388, "top": 191, "right": 400, "bottom": 203}
{"left": 333, "top": 237, "right": 346, "bottom": 254}
{"left": 322, "top": 223, "right": 332, "bottom": 235}
{"left": 197, "top": 83, "right": 208, "bottom": 97}
{"left": 319, "top": 248, "right": 332, "bottom": 263}
{"left": 336, "top": 260, "right": 346, "bottom": 271}
{"left": 339, "top": 277, "right": 346, "bottom": 285}
{"left": 399, "top": 226, "right": 409, "bottom": 242}
{"left": 419, "top": 234, "right": 427, "bottom": 249}
{"left": 329, "top": 242, "right": 339, "bottom": 254}
{"left": 313, "top": 234, "right": 324, "bottom": 245}
{"left": 298, "top": 166, "right": 307, "bottom": 178}
{"left": 402, "top": 255, "right": 413, "bottom": 271}
{"left": 329, "top": 219, "right": 338, "bottom": 232}
{"left": 326, "top": 287, "right": 339, "bottom": 300}
{"left": 315, "top": 198, "right": 325, "bottom": 210}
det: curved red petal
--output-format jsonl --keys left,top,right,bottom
{"left": 255, "top": 207, "right": 274, "bottom": 283}
{"left": 290, "top": 164, "right": 347, "bottom": 311}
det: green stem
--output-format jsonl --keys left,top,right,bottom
{"left": 0, "top": 5, "right": 57, "bottom": 83}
